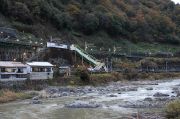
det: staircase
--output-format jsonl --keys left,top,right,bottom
{"left": 70, "top": 44, "right": 107, "bottom": 71}
{"left": 46, "top": 42, "right": 107, "bottom": 71}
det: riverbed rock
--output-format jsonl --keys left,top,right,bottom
{"left": 62, "top": 92, "right": 68, "bottom": 96}
{"left": 47, "top": 88, "right": 58, "bottom": 94}
{"left": 177, "top": 92, "right": 180, "bottom": 97}
{"left": 172, "top": 87, "right": 180, "bottom": 97}
{"left": 50, "top": 93, "right": 61, "bottom": 98}
{"left": 126, "top": 87, "right": 138, "bottom": 91}
{"left": 119, "top": 102, "right": 151, "bottom": 108}
{"left": 119, "top": 99, "right": 170, "bottom": 108}
{"left": 135, "top": 112, "right": 166, "bottom": 119}
{"left": 155, "top": 97, "right": 170, "bottom": 101}
{"left": 153, "top": 92, "right": 169, "bottom": 97}
{"left": 32, "top": 96, "right": 39, "bottom": 100}
{"left": 144, "top": 97, "right": 153, "bottom": 101}
{"left": 108, "top": 94, "right": 118, "bottom": 97}
{"left": 146, "top": 87, "right": 153, "bottom": 90}
{"left": 30, "top": 100, "right": 42, "bottom": 104}
{"left": 65, "top": 101, "right": 101, "bottom": 108}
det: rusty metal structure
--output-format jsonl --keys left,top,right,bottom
{"left": 0, "top": 27, "right": 39, "bottom": 61}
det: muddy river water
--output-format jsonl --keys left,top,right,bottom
{"left": 0, "top": 79, "right": 179, "bottom": 119}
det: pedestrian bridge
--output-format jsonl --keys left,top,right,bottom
{"left": 45, "top": 42, "right": 107, "bottom": 71}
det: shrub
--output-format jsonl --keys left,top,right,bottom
{"left": 123, "top": 68, "right": 138, "bottom": 80}
{"left": 0, "top": 89, "right": 33, "bottom": 103}
{"left": 111, "top": 72, "right": 123, "bottom": 81}
{"left": 165, "top": 100, "right": 180, "bottom": 119}
{"left": 90, "top": 73, "right": 116, "bottom": 85}
{"left": 75, "top": 66, "right": 90, "bottom": 84}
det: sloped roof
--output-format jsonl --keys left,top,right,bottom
{"left": 26, "top": 62, "right": 53, "bottom": 67}
{"left": 0, "top": 27, "right": 17, "bottom": 38}
{"left": 0, "top": 61, "right": 27, "bottom": 67}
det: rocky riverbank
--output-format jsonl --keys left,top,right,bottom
{"left": 23, "top": 79, "right": 180, "bottom": 119}
{"left": 0, "top": 78, "right": 179, "bottom": 119}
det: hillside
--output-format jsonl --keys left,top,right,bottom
{"left": 0, "top": 0, "right": 180, "bottom": 52}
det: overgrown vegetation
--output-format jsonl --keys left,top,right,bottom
{"left": 75, "top": 66, "right": 90, "bottom": 84}
{"left": 0, "top": 89, "right": 33, "bottom": 103}
{"left": 165, "top": 100, "right": 180, "bottom": 119}
{"left": 0, "top": 0, "right": 179, "bottom": 47}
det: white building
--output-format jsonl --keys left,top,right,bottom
{"left": 0, "top": 61, "right": 28, "bottom": 81}
{"left": 27, "top": 62, "right": 54, "bottom": 80}
{"left": 59, "top": 66, "right": 71, "bottom": 76}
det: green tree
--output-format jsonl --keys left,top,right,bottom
{"left": 107, "top": 15, "right": 126, "bottom": 36}
{"left": 81, "top": 13, "right": 99, "bottom": 34}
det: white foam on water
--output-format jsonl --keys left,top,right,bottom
{"left": 90, "top": 79, "right": 180, "bottom": 103}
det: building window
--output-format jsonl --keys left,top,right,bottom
{"left": 9, "top": 68, "right": 16, "bottom": 73}
{"left": 0, "top": 68, "right": 16, "bottom": 73}
{"left": 40, "top": 68, "right": 45, "bottom": 72}
{"left": 32, "top": 67, "right": 39, "bottom": 72}
{"left": 47, "top": 68, "right": 51, "bottom": 72}
{"left": 32, "top": 67, "right": 46, "bottom": 72}
{"left": 16, "top": 74, "right": 27, "bottom": 78}
{"left": 1, "top": 68, "right": 5, "bottom": 72}
{"left": 1, "top": 74, "right": 11, "bottom": 79}
{"left": 17, "top": 68, "right": 23, "bottom": 73}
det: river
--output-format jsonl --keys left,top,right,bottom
{"left": 0, "top": 79, "right": 179, "bottom": 119}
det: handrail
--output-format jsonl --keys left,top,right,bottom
{"left": 74, "top": 46, "right": 98, "bottom": 65}
{"left": 74, "top": 45, "right": 98, "bottom": 62}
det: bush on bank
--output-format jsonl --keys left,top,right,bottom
{"left": 0, "top": 89, "right": 34, "bottom": 103}
{"left": 75, "top": 66, "right": 90, "bottom": 84}
{"left": 165, "top": 100, "right": 180, "bottom": 119}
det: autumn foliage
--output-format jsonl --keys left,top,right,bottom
{"left": 0, "top": 0, "right": 179, "bottom": 44}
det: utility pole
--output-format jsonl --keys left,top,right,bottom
{"left": 166, "top": 61, "right": 168, "bottom": 72}
{"left": 75, "top": 50, "right": 77, "bottom": 63}
{"left": 82, "top": 55, "right": 84, "bottom": 65}
{"left": 110, "top": 58, "right": 113, "bottom": 72}
{"left": 106, "top": 58, "right": 109, "bottom": 72}
{"left": 50, "top": 36, "right": 53, "bottom": 42}
{"left": 113, "top": 46, "right": 116, "bottom": 54}
{"left": 85, "top": 41, "right": 87, "bottom": 51}
{"left": 129, "top": 47, "right": 131, "bottom": 56}
{"left": 166, "top": 46, "right": 168, "bottom": 72}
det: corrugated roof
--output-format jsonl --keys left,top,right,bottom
{"left": 26, "top": 62, "right": 53, "bottom": 67}
{"left": 0, "top": 61, "right": 27, "bottom": 67}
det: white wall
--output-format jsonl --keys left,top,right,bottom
{"left": 30, "top": 72, "right": 53, "bottom": 80}
{"left": 47, "top": 42, "right": 68, "bottom": 49}
{"left": 29, "top": 66, "right": 53, "bottom": 80}
{"left": 0, "top": 67, "right": 28, "bottom": 81}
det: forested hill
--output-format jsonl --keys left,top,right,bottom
{"left": 0, "top": 0, "right": 180, "bottom": 48}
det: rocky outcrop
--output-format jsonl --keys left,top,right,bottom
{"left": 146, "top": 87, "right": 153, "bottom": 90}
{"left": 30, "top": 100, "right": 42, "bottom": 104}
{"left": 153, "top": 92, "right": 169, "bottom": 97}
{"left": 144, "top": 97, "right": 153, "bottom": 101}
{"left": 65, "top": 101, "right": 102, "bottom": 108}
{"left": 107, "top": 94, "right": 118, "bottom": 97}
